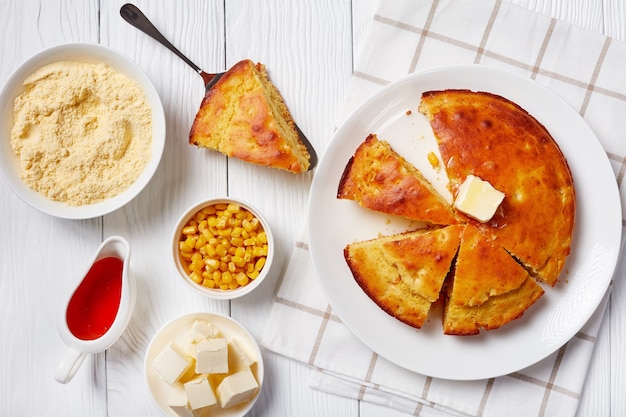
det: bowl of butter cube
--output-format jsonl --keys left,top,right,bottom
{"left": 172, "top": 197, "right": 275, "bottom": 300}
{"left": 144, "top": 312, "right": 264, "bottom": 417}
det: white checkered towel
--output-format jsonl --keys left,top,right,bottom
{"left": 262, "top": 1, "right": 626, "bottom": 416}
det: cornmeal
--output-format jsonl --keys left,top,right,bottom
{"left": 10, "top": 60, "right": 152, "bottom": 206}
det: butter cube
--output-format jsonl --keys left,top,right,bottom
{"left": 184, "top": 376, "right": 217, "bottom": 412}
{"left": 216, "top": 368, "right": 259, "bottom": 409}
{"left": 196, "top": 338, "right": 229, "bottom": 374}
{"left": 153, "top": 342, "right": 194, "bottom": 385}
{"left": 168, "top": 384, "right": 193, "bottom": 417}
{"left": 454, "top": 175, "right": 505, "bottom": 222}
{"left": 228, "top": 337, "right": 255, "bottom": 371}
{"left": 189, "top": 320, "right": 221, "bottom": 343}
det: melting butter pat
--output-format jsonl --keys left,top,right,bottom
{"left": 454, "top": 175, "right": 505, "bottom": 222}
{"left": 184, "top": 376, "right": 217, "bottom": 411}
{"left": 196, "top": 338, "right": 229, "bottom": 374}
{"left": 217, "top": 368, "right": 259, "bottom": 409}
{"left": 153, "top": 342, "right": 194, "bottom": 385}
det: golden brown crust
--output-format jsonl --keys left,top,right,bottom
{"left": 338, "top": 134, "right": 459, "bottom": 225}
{"left": 344, "top": 225, "right": 463, "bottom": 329}
{"left": 442, "top": 274, "right": 544, "bottom": 336}
{"left": 450, "top": 225, "right": 530, "bottom": 307}
{"left": 419, "top": 89, "right": 575, "bottom": 286}
{"left": 442, "top": 224, "right": 545, "bottom": 335}
{"left": 189, "top": 59, "right": 310, "bottom": 173}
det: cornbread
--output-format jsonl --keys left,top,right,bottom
{"left": 419, "top": 89, "right": 575, "bottom": 286}
{"left": 189, "top": 59, "right": 310, "bottom": 173}
{"left": 10, "top": 60, "right": 152, "bottom": 205}
{"left": 344, "top": 225, "right": 463, "bottom": 329}
{"left": 338, "top": 89, "right": 575, "bottom": 335}
{"left": 338, "top": 134, "right": 459, "bottom": 225}
{"left": 442, "top": 225, "right": 544, "bottom": 335}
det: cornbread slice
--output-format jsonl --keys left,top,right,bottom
{"left": 189, "top": 59, "right": 310, "bottom": 173}
{"left": 442, "top": 225, "right": 544, "bottom": 335}
{"left": 419, "top": 90, "right": 575, "bottom": 286}
{"left": 338, "top": 134, "right": 459, "bottom": 225}
{"left": 344, "top": 225, "right": 463, "bottom": 329}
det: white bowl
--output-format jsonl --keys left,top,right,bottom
{"left": 0, "top": 43, "right": 166, "bottom": 219}
{"left": 172, "top": 198, "right": 275, "bottom": 300}
{"left": 144, "top": 312, "right": 264, "bottom": 417}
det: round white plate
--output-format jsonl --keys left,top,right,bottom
{"left": 308, "top": 65, "right": 622, "bottom": 380}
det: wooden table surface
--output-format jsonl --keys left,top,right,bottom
{"left": 1, "top": 1, "right": 624, "bottom": 416}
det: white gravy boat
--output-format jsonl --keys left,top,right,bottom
{"left": 55, "top": 235, "right": 136, "bottom": 384}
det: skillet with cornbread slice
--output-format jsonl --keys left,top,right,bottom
{"left": 189, "top": 59, "right": 310, "bottom": 173}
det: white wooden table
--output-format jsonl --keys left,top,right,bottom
{"left": 0, "top": 1, "right": 624, "bottom": 416}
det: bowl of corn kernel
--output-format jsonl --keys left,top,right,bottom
{"left": 173, "top": 198, "right": 274, "bottom": 299}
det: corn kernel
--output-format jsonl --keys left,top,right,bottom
{"left": 221, "top": 271, "right": 233, "bottom": 284}
{"left": 255, "top": 257, "right": 266, "bottom": 271}
{"left": 427, "top": 151, "right": 440, "bottom": 169}
{"left": 236, "top": 272, "right": 249, "bottom": 286}
{"left": 215, "top": 244, "right": 227, "bottom": 258}
{"left": 182, "top": 225, "right": 198, "bottom": 235}
{"left": 189, "top": 271, "right": 203, "bottom": 284}
{"left": 205, "top": 258, "right": 220, "bottom": 270}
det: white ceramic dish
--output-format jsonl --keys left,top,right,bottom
{"left": 145, "top": 312, "right": 264, "bottom": 417}
{"left": 0, "top": 43, "right": 166, "bottom": 219}
{"left": 55, "top": 236, "right": 135, "bottom": 384}
{"left": 172, "top": 198, "right": 275, "bottom": 300}
{"left": 308, "top": 65, "right": 622, "bottom": 380}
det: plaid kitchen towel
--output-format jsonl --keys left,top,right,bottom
{"left": 262, "top": 0, "right": 626, "bottom": 416}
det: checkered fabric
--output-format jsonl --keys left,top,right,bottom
{"left": 262, "top": 1, "right": 626, "bottom": 416}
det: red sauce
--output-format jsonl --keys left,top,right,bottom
{"left": 66, "top": 257, "right": 123, "bottom": 341}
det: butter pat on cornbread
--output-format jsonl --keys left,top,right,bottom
{"left": 217, "top": 368, "right": 259, "bottom": 408}
{"left": 153, "top": 342, "right": 194, "bottom": 385}
{"left": 454, "top": 175, "right": 505, "bottom": 222}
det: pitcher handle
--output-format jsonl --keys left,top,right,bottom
{"left": 54, "top": 348, "right": 87, "bottom": 384}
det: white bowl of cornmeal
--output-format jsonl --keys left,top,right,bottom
{"left": 144, "top": 312, "right": 264, "bottom": 417}
{"left": 0, "top": 43, "right": 166, "bottom": 219}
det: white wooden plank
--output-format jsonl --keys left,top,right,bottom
{"left": 223, "top": 1, "right": 358, "bottom": 415}
{"left": 98, "top": 1, "right": 233, "bottom": 415}
{"left": 0, "top": 1, "right": 105, "bottom": 416}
